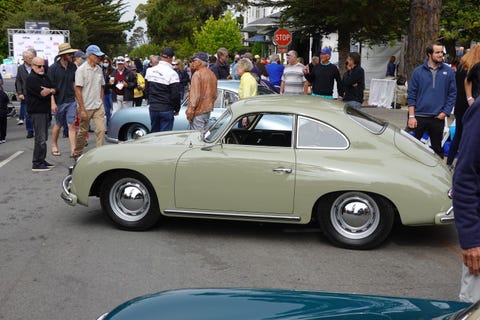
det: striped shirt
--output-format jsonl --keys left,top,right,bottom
{"left": 282, "top": 62, "right": 306, "bottom": 94}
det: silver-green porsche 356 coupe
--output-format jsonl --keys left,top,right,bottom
{"left": 61, "top": 95, "right": 454, "bottom": 249}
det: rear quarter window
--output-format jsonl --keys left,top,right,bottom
{"left": 297, "top": 116, "right": 349, "bottom": 149}
{"left": 346, "top": 106, "right": 387, "bottom": 134}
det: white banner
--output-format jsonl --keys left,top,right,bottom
{"left": 12, "top": 33, "right": 65, "bottom": 65}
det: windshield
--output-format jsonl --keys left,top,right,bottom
{"left": 450, "top": 300, "right": 480, "bottom": 320}
{"left": 346, "top": 105, "right": 387, "bottom": 134}
{"left": 204, "top": 108, "right": 233, "bottom": 143}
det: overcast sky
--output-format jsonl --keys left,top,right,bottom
{"left": 122, "top": 0, "right": 147, "bottom": 35}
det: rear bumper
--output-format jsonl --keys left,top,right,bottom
{"left": 435, "top": 206, "right": 454, "bottom": 224}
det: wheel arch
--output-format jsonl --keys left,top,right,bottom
{"left": 90, "top": 168, "right": 158, "bottom": 204}
{"left": 312, "top": 190, "right": 400, "bottom": 222}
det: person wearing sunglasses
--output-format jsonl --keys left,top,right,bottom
{"left": 26, "top": 57, "right": 56, "bottom": 172}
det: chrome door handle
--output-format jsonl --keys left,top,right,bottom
{"left": 273, "top": 168, "right": 292, "bottom": 174}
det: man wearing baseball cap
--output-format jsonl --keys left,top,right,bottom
{"left": 48, "top": 43, "right": 78, "bottom": 158}
{"left": 110, "top": 56, "right": 136, "bottom": 113}
{"left": 186, "top": 52, "right": 217, "bottom": 130}
{"left": 304, "top": 47, "right": 343, "bottom": 99}
{"left": 73, "top": 44, "right": 106, "bottom": 159}
{"left": 144, "top": 47, "right": 181, "bottom": 132}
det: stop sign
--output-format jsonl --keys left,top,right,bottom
{"left": 273, "top": 29, "right": 292, "bottom": 47}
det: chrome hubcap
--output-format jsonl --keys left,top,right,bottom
{"left": 109, "top": 178, "right": 150, "bottom": 222}
{"left": 330, "top": 192, "right": 379, "bottom": 239}
{"left": 132, "top": 128, "right": 147, "bottom": 139}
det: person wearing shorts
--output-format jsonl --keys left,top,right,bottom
{"left": 48, "top": 43, "right": 78, "bottom": 157}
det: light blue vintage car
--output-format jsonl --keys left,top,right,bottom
{"left": 106, "top": 80, "right": 275, "bottom": 142}
{"left": 96, "top": 288, "right": 476, "bottom": 320}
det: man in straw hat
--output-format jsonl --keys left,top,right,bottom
{"left": 47, "top": 43, "right": 78, "bottom": 157}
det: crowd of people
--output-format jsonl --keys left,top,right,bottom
{"left": 0, "top": 42, "right": 467, "bottom": 168}
{"left": 1, "top": 38, "right": 480, "bottom": 303}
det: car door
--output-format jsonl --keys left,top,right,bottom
{"left": 174, "top": 113, "right": 295, "bottom": 215}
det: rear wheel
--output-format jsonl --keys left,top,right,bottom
{"left": 100, "top": 172, "right": 161, "bottom": 230}
{"left": 123, "top": 123, "right": 148, "bottom": 141}
{"left": 318, "top": 192, "right": 394, "bottom": 249}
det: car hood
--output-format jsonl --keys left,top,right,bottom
{"left": 99, "top": 288, "right": 469, "bottom": 320}
{"left": 132, "top": 130, "right": 206, "bottom": 147}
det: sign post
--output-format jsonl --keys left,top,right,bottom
{"left": 273, "top": 28, "right": 292, "bottom": 53}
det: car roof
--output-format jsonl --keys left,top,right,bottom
{"left": 230, "top": 95, "right": 346, "bottom": 120}
{"left": 217, "top": 80, "right": 241, "bottom": 91}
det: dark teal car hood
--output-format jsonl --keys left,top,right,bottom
{"left": 101, "top": 288, "right": 470, "bottom": 320}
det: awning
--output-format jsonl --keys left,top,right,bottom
{"left": 245, "top": 35, "right": 266, "bottom": 42}
{"left": 241, "top": 12, "right": 281, "bottom": 33}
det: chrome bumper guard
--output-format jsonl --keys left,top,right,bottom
{"left": 436, "top": 206, "right": 454, "bottom": 224}
{"left": 61, "top": 174, "right": 76, "bottom": 205}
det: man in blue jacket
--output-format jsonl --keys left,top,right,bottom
{"left": 453, "top": 96, "right": 480, "bottom": 302}
{"left": 407, "top": 41, "right": 456, "bottom": 158}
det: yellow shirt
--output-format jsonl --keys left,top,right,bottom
{"left": 134, "top": 73, "right": 145, "bottom": 98}
{"left": 238, "top": 72, "right": 258, "bottom": 99}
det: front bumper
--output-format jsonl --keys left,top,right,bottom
{"left": 61, "top": 174, "right": 78, "bottom": 205}
{"left": 435, "top": 206, "right": 454, "bottom": 224}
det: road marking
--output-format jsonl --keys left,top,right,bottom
{"left": 0, "top": 151, "right": 24, "bottom": 168}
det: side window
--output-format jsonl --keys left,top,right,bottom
{"left": 224, "top": 113, "right": 293, "bottom": 147}
{"left": 224, "top": 91, "right": 238, "bottom": 108}
{"left": 297, "top": 116, "right": 349, "bottom": 149}
{"left": 213, "top": 89, "right": 223, "bottom": 109}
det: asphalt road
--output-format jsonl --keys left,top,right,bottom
{"left": 0, "top": 100, "right": 463, "bottom": 320}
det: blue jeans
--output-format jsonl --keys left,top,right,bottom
{"left": 344, "top": 100, "right": 362, "bottom": 110}
{"left": 447, "top": 114, "right": 462, "bottom": 165}
{"left": 20, "top": 100, "right": 34, "bottom": 134}
{"left": 103, "top": 93, "right": 113, "bottom": 130}
{"left": 150, "top": 109, "right": 174, "bottom": 132}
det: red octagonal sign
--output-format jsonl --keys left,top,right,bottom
{"left": 273, "top": 28, "right": 292, "bottom": 47}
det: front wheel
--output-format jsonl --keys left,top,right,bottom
{"left": 100, "top": 172, "right": 161, "bottom": 230}
{"left": 318, "top": 192, "right": 394, "bottom": 249}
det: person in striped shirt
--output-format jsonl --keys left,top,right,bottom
{"left": 280, "top": 50, "right": 308, "bottom": 95}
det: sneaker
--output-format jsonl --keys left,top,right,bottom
{"left": 17, "top": 119, "right": 24, "bottom": 125}
{"left": 32, "top": 163, "right": 52, "bottom": 172}
{"left": 0, "top": 140, "right": 5, "bottom": 144}
{"left": 26, "top": 132, "right": 34, "bottom": 138}
{"left": 43, "top": 160, "right": 55, "bottom": 168}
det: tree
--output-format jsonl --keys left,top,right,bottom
{"left": 401, "top": 0, "right": 442, "bottom": 79}
{"left": 1, "top": 1, "right": 88, "bottom": 57}
{"left": 130, "top": 43, "right": 163, "bottom": 61}
{"left": 255, "top": 0, "right": 410, "bottom": 74}
{"left": 136, "top": 0, "right": 248, "bottom": 47}
{"left": 0, "top": 0, "right": 135, "bottom": 58}
{"left": 440, "top": 0, "right": 480, "bottom": 57}
{"left": 128, "top": 26, "right": 148, "bottom": 48}
{"left": 193, "top": 13, "right": 242, "bottom": 55}
{"left": 47, "top": 0, "right": 134, "bottom": 53}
